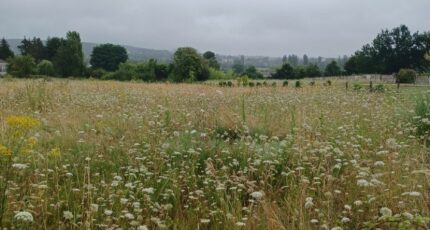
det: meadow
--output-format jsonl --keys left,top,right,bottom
{"left": 0, "top": 79, "right": 429, "bottom": 229}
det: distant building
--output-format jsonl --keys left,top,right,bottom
{"left": 0, "top": 59, "right": 7, "bottom": 76}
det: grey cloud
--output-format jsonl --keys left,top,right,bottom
{"left": 1, "top": 0, "right": 429, "bottom": 57}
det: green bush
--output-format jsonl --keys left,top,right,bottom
{"left": 295, "top": 80, "right": 301, "bottom": 88}
{"left": 249, "top": 82, "right": 255, "bottom": 87}
{"left": 271, "top": 82, "right": 277, "bottom": 87}
{"left": 353, "top": 83, "right": 363, "bottom": 91}
{"left": 37, "top": 60, "right": 55, "bottom": 76}
{"left": 88, "top": 68, "right": 107, "bottom": 79}
{"left": 6, "top": 55, "right": 36, "bottom": 77}
{"left": 282, "top": 80, "right": 289, "bottom": 87}
{"left": 373, "top": 84, "right": 385, "bottom": 93}
{"left": 397, "top": 69, "right": 416, "bottom": 83}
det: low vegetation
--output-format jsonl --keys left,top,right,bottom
{"left": 1, "top": 79, "right": 429, "bottom": 229}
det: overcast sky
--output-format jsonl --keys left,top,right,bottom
{"left": 1, "top": 0, "right": 429, "bottom": 57}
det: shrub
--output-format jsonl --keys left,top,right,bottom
{"left": 309, "top": 81, "right": 315, "bottom": 86}
{"left": 295, "top": 80, "right": 301, "bottom": 88}
{"left": 326, "top": 80, "right": 332, "bottom": 86}
{"left": 271, "top": 82, "right": 277, "bottom": 87}
{"left": 227, "top": 81, "right": 233, "bottom": 87}
{"left": 237, "top": 76, "right": 249, "bottom": 86}
{"left": 353, "top": 83, "right": 362, "bottom": 91}
{"left": 373, "top": 84, "right": 385, "bottom": 93}
{"left": 283, "top": 80, "right": 289, "bottom": 87}
{"left": 397, "top": 69, "right": 416, "bottom": 84}
{"left": 37, "top": 60, "right": 55, "bottom": 76}
{"left": 256, "top": 82, "right": 262, "bottom": 87}
{"left": 6, "top": 55, "right": 36, "bottom": 77}
{"left": 249, "top": 82, "right": 255, "bottom": 87}
{"left": 262, "top": 81, "right": 268, "bottom": 86}
{"left": 88, "top": 68, "right": 107, "bottom": 79}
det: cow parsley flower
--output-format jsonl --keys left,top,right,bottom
{"left": 14, "top": 211, "right": 34, "bottom": 222}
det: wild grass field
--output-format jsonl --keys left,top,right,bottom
{"left": 0, "top": 79, "right": 429, "bottom": 229}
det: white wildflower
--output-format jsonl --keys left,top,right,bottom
{"left": 356, "top": 179, "right": 369, "bottom": 187}
{"left": 142, "top": 187, "right": 155, "bottom": 194}
{"left": 379, "top": 207, "right": 392, "bottom": 218}
{"left": 14, "top": 211, "right": 34, "bottom": 222}
{"left": 250, "top": 191, "right": 264, "bottom": 200}
{"left": 63, "top": 211, "right": 73, "bottom": 220}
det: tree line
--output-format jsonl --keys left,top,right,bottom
{"left": 344, "top": 25, "right": 430, "bottom": 75}
{"left": 1, "top": 25, "right": 428, "bottom": 81}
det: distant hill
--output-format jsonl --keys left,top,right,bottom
{"left": 6, "top": 39, "right": 173, "bottom": 62}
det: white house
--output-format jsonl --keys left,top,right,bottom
{"left": 0, "top": 59, "right": 7, "bottom": 76}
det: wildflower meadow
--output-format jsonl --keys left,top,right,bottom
{"left": 0, "top": 79, "right": 429, "bottom": 229}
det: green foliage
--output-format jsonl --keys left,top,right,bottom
{"left": 171, "top": 47, "right": 209, "bottom": 82}
{"left": 397, "top": 69, "right": 417, "bottom": 83}
{"left": 103, "top": 60, "right": 170, "bottom": 82}
{"left": 243, "top": 65, "right": 263, "bottom": 79}
{"left": 0, "top": 38, "right": 14, "bottom": 60}
{"left": 353, "top": 83, "right": 363, "bottom": 91}
{"left": 324, "top": 60, "right": 341, "bottom": 76}
{"left": 208, "top": 68, "right": 232, "bottom": 80}
{"left": 54, "top": 31, "right": 85, "bottom": 77}
{"left": 345, "top": 25, "right": 430, "bottom": 74}
{"left": 232, "top": 60, "right": 245, "bottom": 75}
{"left": 88, "top": 68, "right": 107, "bottom": 79}
{"left": 18, "top": 37, "right": 46, "bottom": 62}
{"left": 203, "top": 51, "right": 220, "bottom": 70}
{"left": 6, "top": 55, "right": 36, "bottom": 77}
{"left": 248, "top": 82, "right": 255, "bottom": 87}
{"left": 237, "top": 75, "right": 249, "bottom": 86}
{"left": 326, "top": 80, "right": 332, "bottom": 86}
{"left": 45, "top": 37, "right": 62, "bottom": 61}
{"left": 373, "top": 84, "right": 385, "bottom": 92}
{"left": 90, "top": 44, "right": 128, "bottom": 72}
{"left": 294, "top": 66, "right": 307, "bottom": 79}
{"left": 282, "top": 80, "right": 288, "bottom": 87}
{"left": 272, "top": 63, "right": 295, "bottom": 79}
{"left": 36, "top": 60, "right": 55, "bottom": 76}
{"left": 305, "top": 64, "right": 321, "bottom": 77}
{"left": 295, "top": 80, "right": 301, "bottom": 88}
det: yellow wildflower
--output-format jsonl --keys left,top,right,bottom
{"left": 21, "top": 137, "right": 38, "bottom": 155}
{"left": 6, "top": 116, "right": 40, "bottom": 130}
{"left": 48, "top": 147, "right": 61, "bottom": 158}
{"left": 0, "top": 144, "right": 12, "bottom": 157}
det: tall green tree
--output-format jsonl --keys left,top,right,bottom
{"left": 0, "top": 38, "right": 14, "bottom": 60}
{"left": 203, "top": 51, "right": 220, "bottom": 70}
{"left": 18, "top": 37, "right": 46, "bottom": 62}
{"left": 54, "top": 31, "right": 84, "bottom": 77}
{"left": 6, "top": 55, "right": 36, "bottom": 77}
{"left": 171, "top": 47, "right": 209, "bottom": 82}
{"left": 305, "top": 64, "right": 321, "bottom": 78}
{"left": 345, "top": 25, "right": 430, "bottom": 74}
{"left": 272, "top": 63, "right": 295, "bottom": 79}
{"left": 90, "top": 44, "right": 128, "bottom": 72}
{"left": 45, "top": 37, "right": 63, "bottom": 61}
{"left": 243, "top": 66, "right": 263, "bottom": 79}
{"left": 324, "top": 61, "right": 341, "bottom": 76}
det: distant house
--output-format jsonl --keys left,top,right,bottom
{"left": 0, "top": 59, "right": 7, "bottom": 76}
